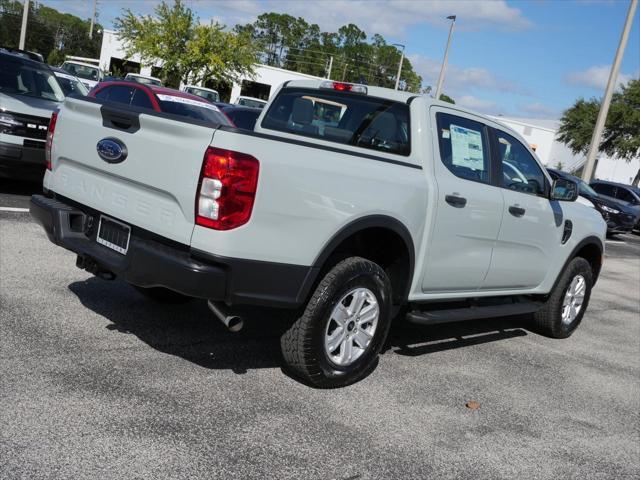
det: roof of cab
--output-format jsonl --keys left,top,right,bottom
{"left": 283, "top": 80, "right": 419, "bottom": 104}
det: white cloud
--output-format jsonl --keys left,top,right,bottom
{"left": 408, "top": 53, "right": 525, "bottom": 94}
{"left": 566, "top": 65, "right": 634, "bottom": 90}
{"left": 519, "top": 102, "right": 558, "bottom": 118}
{"left": 195, "top": 0, "right": 532, "bottom": 36}
{"left": 455, "top": 95, "right": 499, "bottom": 113}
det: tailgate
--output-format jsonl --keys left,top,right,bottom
{"left": 48, "top": 98, "right": 215, "bottom": 245}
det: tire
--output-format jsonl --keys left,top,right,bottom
{"left": 532, "top": 257, "right": 593, "bottom": 339}
{"left": 281, "top": 257, "right": 393, "bottom": 388}
{"left": 132, "top": 285, "right": 193, "bottom": 304}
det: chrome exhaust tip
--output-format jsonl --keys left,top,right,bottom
{"left": 207, "top": 300, "right": 243, "bottom": 332}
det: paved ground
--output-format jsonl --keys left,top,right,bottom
{"left": 1, "top": 185, "right": 639, "bottom": 479}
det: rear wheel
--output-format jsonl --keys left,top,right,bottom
{"left": 281, "top": 257, "right": 393, "bottom": 388}
{"left": 132, "top": 285, "right": 192, "bottom": 304}
{"left": 532, "top": 257, "right": 593, "bottom": 339}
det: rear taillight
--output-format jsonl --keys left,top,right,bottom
{"left": 195, "top": 147, "right": 259, "bottom": 230}
{"left": 45, "top": 111, "right": 58, "bottom": 170}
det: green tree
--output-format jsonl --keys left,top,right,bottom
{"left": 558, "top": 79, "right": 640, "bottom": 185}
{"left": 0, "top": 0, "right": 102, "bottom": 62}
{"left": 115, "top": 0, "right": 258, "bottom": 87}
{"left": 439, "top": 93, "right": 455, "bottom": 104}
{"left": 235, "top": 13, "right": 423, "bottom": 92}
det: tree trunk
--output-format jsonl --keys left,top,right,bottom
{"left": 633, "top": 167, "right": 640, "bottom": 187}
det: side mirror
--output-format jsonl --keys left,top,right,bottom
{"left": 550, "top": 178, "right": 578, "bottom": 202}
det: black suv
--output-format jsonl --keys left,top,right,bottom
{"left": 0, "top": 47, "right": 64, "bottom": 181}
{"left": 547, "top": 169, "right": 637, "bottom": 234}
{"left": 590, "top": 180, "right": 640, "bottom": 232}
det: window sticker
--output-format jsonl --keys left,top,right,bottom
{"left": 156, "top": 94, "right": 221, "bottom": 112}
{"left": 441, "top": 129, "right": 450, "bottom": 139}
{"left": 450, "top": 124, "right": 484, "bottom": 171}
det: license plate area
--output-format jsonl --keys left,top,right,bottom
{"left": 96, "top": 215, "right": 130, "bottom": 255}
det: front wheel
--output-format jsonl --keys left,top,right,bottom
{"left": 281, "top": 257, "right": 393, "bottom": 388}
{"left": 532, "top": 257, "right": 593, "bottom": 339}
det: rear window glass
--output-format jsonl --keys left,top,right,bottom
{"left": 261, "top": 88, "right": 410, "bottom": 156}
{"left": 156, "top": 94, "right": 231, "bottom": 126}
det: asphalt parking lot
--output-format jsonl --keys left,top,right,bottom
{"left": 1, "top": 180, "right": 639, "bottom": 480}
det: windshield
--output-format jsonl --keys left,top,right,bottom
{"left": 156, "top": 94, "right": 231, "bottom": 125}
{"left": 54, "top": 72, "right": 88, "bottom": 96}
{"left": 129, "top": 76, "right": 162, "bottom": 86}
{"left": 0, "top": 57, "right": 65, "bottom": 101}
{"left": 238, "top": 97, "right": 266, "bottom": 109}
{"left": 188, "top": 87, "right": 220, "bottom": 103}
{"left": 578, "top": 179, "right": 598, "bottom": 197}
{"left": 61, "top": 62, "right": 100, "bottom": 82}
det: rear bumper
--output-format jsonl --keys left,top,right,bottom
{"left": 0, "top": 140, "right": 46, "bottom": 181}
{"left": 30, "top": 194, "right": 317, "bottom": 308}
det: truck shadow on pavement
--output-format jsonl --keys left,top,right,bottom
{"left": 69, "top": 277, "right": 530, "bottom": 379}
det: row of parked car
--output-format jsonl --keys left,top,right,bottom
{"left": 0, "top": 46, "right": 265, "bottom": 181}
{"left": 1, "top": 46, "right": 639, "bottom": 236}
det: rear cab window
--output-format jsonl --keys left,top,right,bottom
{"left": 155, "top": 94, "right": 231, "bottom": 126}
{"left": 261, "top": 88, "right": 411, "bottom": 156}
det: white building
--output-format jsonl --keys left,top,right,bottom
{"left": 98, "top": 29, "right": 324, "bottom": 103}
{"left": 491, "top": 116, "right": 639, "bottom": 185}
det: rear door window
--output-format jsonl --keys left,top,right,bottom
{"left": 261, "top": 88, "right": 410, "bottom": 156}
{"left": 435, "top": 112, "right": 490, "bottom": 184}
{"left": 615, "top": 187, "right": 637, "bottom": 204}
{"left": 106, "top": 85, "right": 135, "bottom": 105}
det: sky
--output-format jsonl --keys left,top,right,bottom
{"left": 43, "top": 0, "right": 640, "bottom": 119}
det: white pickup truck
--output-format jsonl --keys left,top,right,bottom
{"left": 31, "top": 80, "right": 606, "bottom": 387}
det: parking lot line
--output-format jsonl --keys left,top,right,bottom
{"left": 0, "top": 207, "right": 29, "bottom": 212}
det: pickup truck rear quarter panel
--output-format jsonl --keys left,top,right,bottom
{"left": 189, "top": 126, "right": 430, "bottom": 267}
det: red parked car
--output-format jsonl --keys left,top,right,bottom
{"left": 88, "top": 81, "right": 232, "bottom": 126}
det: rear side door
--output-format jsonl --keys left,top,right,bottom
{"left": 421, "top": 109, "right": 504, "bottom": 293}
{"left": 482, "top": 128, "right": 560, "bottom": 290}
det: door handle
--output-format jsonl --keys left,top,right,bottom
{"left": 509, "top": 205, "right": 526, "bottom": 217}
{"left": 445, "top": 194, "right": 467, "bottom": 208}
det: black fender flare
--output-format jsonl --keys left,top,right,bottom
{"left": 295, "top": 215, "right": 415, "bottom": 304}
{"left": 551, "top": 236, "right": 604, "bottom": 292}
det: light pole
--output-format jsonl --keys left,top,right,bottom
{"left": 18, "top": 0, "right": 29, "bottom": 50}
{"left": 89, "top": 0, "right": 98, "bottom": 39}
{"left": 435, "top": 15, "right": 456, "bottom": 101}
{"left": 581, "top": 0, "right": 638, "bottom": 182}
{"left": 393, "top": 43, "right": 405, "bottom": 90}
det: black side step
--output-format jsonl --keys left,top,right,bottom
{"left": 406, "top": 301, "right": 542, "bottom": 326}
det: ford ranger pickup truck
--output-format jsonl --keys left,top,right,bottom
{"left": 30, "top": 80, "right": 606, "bottom": 388}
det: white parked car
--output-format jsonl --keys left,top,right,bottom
{"left": 59, "top": 61, "right": 104, "bottom": 90}
{"left": 31, "top": 80, "right": 606, "bottom": 388}
{"left": 124, "top": 73, "right": 163, "bottom": 86}
{"left": 183, "top": 85, "right": 220, "bottom": 103}
{"left": 235, "top": 95, "right": 267, "bottom": 109}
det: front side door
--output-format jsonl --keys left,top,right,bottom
{"left": 482, "top": 128, "right": 560, "bottom": 290}
{"left": 421, "top": 109, "right": 504, "bottom": 293}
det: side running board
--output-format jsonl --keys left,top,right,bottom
{"left": 406, "top": 300, "right": 542, "bottom": 326}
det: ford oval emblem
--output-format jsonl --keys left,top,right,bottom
{"left": 96, "top": 137, "right": 128, "bottom": 164}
